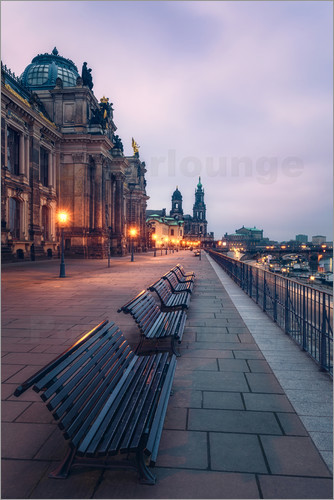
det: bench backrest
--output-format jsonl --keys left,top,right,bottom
{"left": 176, "top": 264, "right": 194, "bottom": 277}
{"left": 170, "top": 266, "right": 185, "bottom": 281}
{"left": 148, "top": 279, "right": 173, "bottom": 306}
{"left": 118, "top": 290, "right": 161, "bottom": 335}
{"left": 162, "top": 271, "right": 179, "bottom": 289}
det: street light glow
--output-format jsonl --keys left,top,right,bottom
{"left": 58, "top": 212, "right": 68, "bottom": 225}
{"left": 129, "top": 228, "right": 137, "bottom": 237}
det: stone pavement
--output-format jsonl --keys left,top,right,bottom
{"left": 1, "top": 251, "right": 333, "bottom": 499}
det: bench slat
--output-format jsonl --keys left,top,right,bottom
{"left": 75, "top": 353, "right": 139, "bottom": 452}
{"left": 105, "top": 354, "right": 166, "bottom": 455}
{"left": 49, "top": 335, "right": 125, "bottom": 414}
{"left": 64, "top": 343, "right": 135, "bottom": 442}
{"left": 128, "top": 353, "right": 170, "bottom": 452}
{"left": 146, "top": 354, "right": 177, "bottom": 464}
{"left": 83, "top": 355, "right": 153, "bottom": 456}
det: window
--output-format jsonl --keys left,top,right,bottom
{"left": 171, "top": 229, "right": 174, "bottom": 236}
{"left": 42, "top": 206, "right": 49, "bottom": 240}
{"left": 57, "top": 67, "right": 77, "bottom": 87}
{"left": 9, "top": 198, "right": 20, "bottom": 238}
{"left": 7, "top": 127, "right": 20, "bottom": 175}
{"left": 27, "top": 64, "right": 49, "bottom": 86}
{"left": 40, "top": 147, "right": 48, "bottom": 186}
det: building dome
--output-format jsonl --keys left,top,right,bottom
{"left": 197, "top": 177, "right": 203, "bottom": 190}
{"left": 20, "top": 47, "right": 80, "bottom": 90}
{"left": 172, "top": 186, "right": 182, "bottom": 200}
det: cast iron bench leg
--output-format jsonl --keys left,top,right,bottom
{"left": 171, "top": 337, "right": 181, "bottom": 357}
{"left": 136, "top": 448, "right": 156, "bottom": 485}
{"left": 48, "top": 446, "right": 77, "bottom": 479}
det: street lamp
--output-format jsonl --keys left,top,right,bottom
{"left": 107, "top": 226, "right": 112, "bottom": 268}
{"left": 58, "top": 211, "right": 68, "bottom": 278}
{"left": 152, "top": 234, "right": 157, "bottom": 257}
{"left": 129, "top": 227, "right": 137, "bottom": 262}
{"left": 165, "top": 237, "right": 168, "bottom": 255}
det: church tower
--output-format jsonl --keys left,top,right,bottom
{"left": 192, "top": 177, "right": 207, "bottom": 236}
{"left": 170, "top": 186, "right": 183, "bottom": 219}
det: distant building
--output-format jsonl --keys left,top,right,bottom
{"left": 223, "top": 226, "right": 271, "bottom": 250}
{"left": 146, "top": 213, "right": 184, "bottom": 249}
{"left": 312, "top": 235, "right": 326, "bottom": 245}
{"left": 296, "top": 234, "right": 308, "bottom": 243}
{"left": 147, "top": 178, "right": 214, "bottom": 246}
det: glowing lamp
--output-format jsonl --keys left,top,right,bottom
{"left": 58, "top": 212, "right": 68, "bottom": 225}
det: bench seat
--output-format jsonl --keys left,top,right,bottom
{"left": 148, "top": 278, "right": 191, "bottom": 311}
{"left": 118, "top": 290, "right": 187, "bottom": 356}
{"left": 14, "top": 320, "right": 176, "bottom": 484}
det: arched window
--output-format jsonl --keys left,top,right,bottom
{"left": 42, "top": 205, "right": 49, "bottom": 240}
{"left": 9, "top": 198, "right": 20, "bottom": 239}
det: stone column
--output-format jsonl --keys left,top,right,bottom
{"left": 19, "top": 133, "right": 25, "bottom": 175}
{"left": 25, "top": 136, "right": 29, "bottom": 178}
{"left": 114, "top": 173, "right": 124, "bottom": 235}
{"left": 48, "top": 152, "right": 53, "bottom": 188}
{"left": 94, "top": 155, "right": 103, "bottom": 230}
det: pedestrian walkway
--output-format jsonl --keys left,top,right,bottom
{"left": 207, "top": 254, "right": 333, "bottom": 473}
{"left": 1, "top": 251, "right": 333, "bottom": 499}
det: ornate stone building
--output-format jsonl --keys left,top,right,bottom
{"left": 169, "top": 178, "right": 213, "bottom": 243}
{"left": 1, "top": 48, "right": 148, "bottom": 260}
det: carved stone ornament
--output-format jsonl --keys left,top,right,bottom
{"left": 72, "top": 153, "right": 85, "bottom": 163}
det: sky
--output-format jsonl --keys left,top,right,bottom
{"left": 1, "top": 0, "right": 333, "bottom": 242}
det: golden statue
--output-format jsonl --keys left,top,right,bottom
{"left": 132, "top": 137, "right": 140, "bottom": 154}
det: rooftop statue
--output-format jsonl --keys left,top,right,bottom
{"left": 132, "top": 137, "right": 140, "bottom": 155}
{"left": 113, "top": 134, "right": 124, "bottom": 152}
{"left": 82, "top": 62, "right": 93, "bottom": 90}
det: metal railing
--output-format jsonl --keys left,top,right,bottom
{"left": 208, "top": 250, "right": 333, "bottom": 376}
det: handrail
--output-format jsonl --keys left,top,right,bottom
{"left": 207, "top": 249, "right": 333, "bottom": 376}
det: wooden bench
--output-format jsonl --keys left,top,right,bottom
{"left": 170, "top": 265, "right": 195, "bottom": 283}
{"left": 148, "top": 278, "right": 191, "bottom": 311}
{"left": 162, "top": 270, "right": 194, "bottom": 294}
{"left": 175, "top": 264, "right": 195, "bottom": 280}
{"left": 14, "top": 320, "right": 177, "bottom": 485}
{"left": 118, "top": 290, "right": 187, "bottom": 356}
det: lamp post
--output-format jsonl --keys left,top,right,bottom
{"left": 58, "top": 212, "right": 68, "bottom": 278}
{"left": 108, "top": 226, "right": 112, "bottom": 268}
{"left": 129, "top": 227, "right": 137, "bottom": 262}
{"left": 152, "top": 234, "right": 157, "bottom": 257}
{"left": 165, "top": 237, "right": 168, "bottom": 255}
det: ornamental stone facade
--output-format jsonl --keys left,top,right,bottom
{"left": 1, "top": 48, "right": 148, "bottom": 261}
{"left": 147, "top": 179, "right": 214, "bottom": 246}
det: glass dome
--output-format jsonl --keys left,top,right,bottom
{"left": 20, "top": 47, "right": 80, "bottom": 90}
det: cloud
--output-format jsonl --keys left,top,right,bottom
{"left": 1, "top": 0, "right": 332, "bottom": 241}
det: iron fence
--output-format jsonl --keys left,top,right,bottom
{"left": 208, "top": 250, "right": 333, "bottom": 376}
